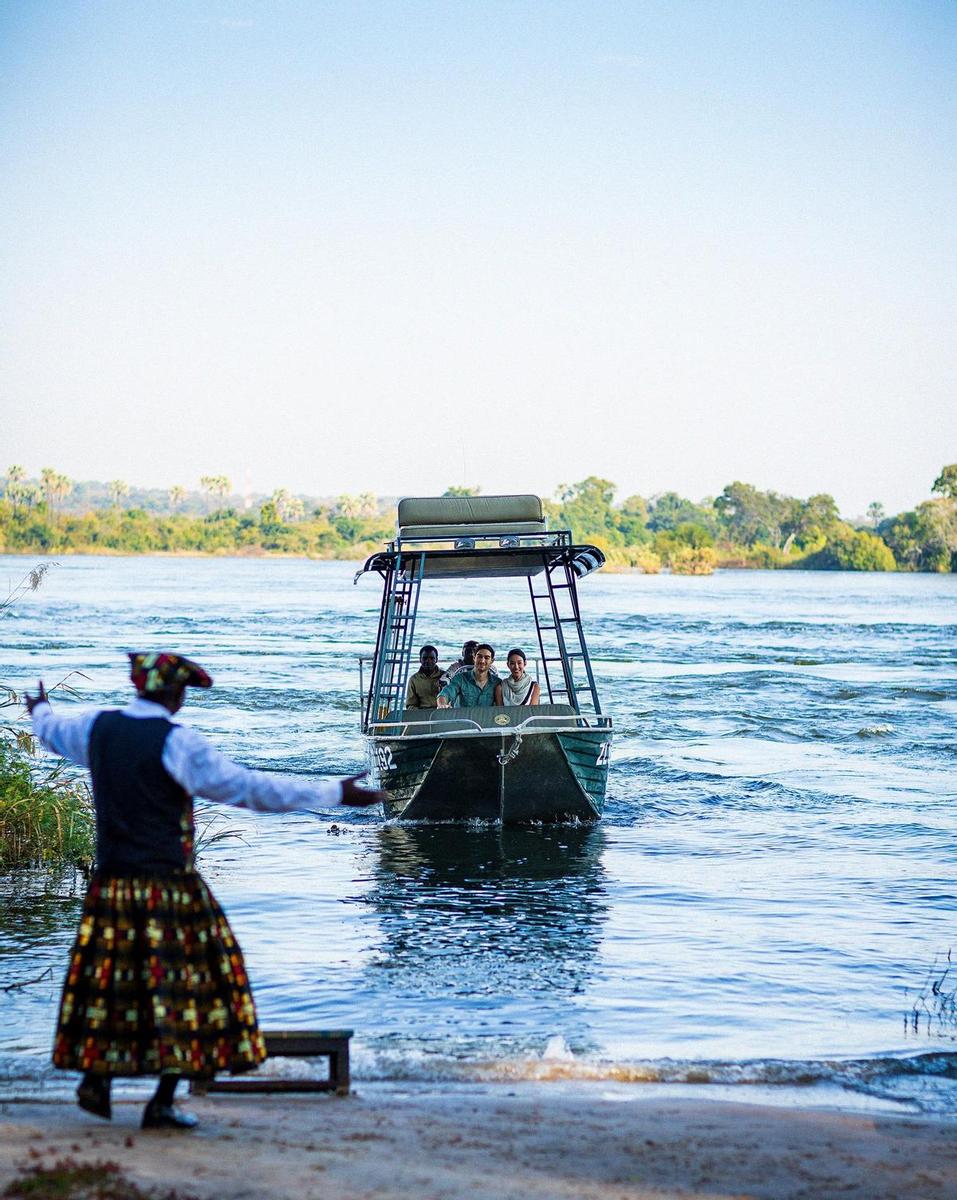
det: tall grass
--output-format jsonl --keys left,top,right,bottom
{"left": 1, "top": 562, "right": 95, "bottom": 872}
{"left": 0, "top": 738, "right": 94, "bottom": 870}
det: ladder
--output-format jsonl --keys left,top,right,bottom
{"left": 365, "top": 552, "right": 426, "bottom": 727}
{"left": 529, "top": 552, "right": 602, "bottom": 714}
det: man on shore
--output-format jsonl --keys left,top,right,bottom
{"left": 25, "top": 652, "right": 384, "bottom": 1131}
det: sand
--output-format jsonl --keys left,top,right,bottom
{"left": 1, "top": 1087, "right": 955, "bottom": 1200}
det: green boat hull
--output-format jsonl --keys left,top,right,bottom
{"left": 368, "top": 706, "right": 610, "bottom": 824}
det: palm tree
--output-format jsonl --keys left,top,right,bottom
{"left": 4, "top": 465, "right": 27, "bottom": 514}
{"left": 169, "top": 485, "right": 187, "bottom": 511}
{"left": 40, "top": 467, "right": 57, "bottom": 509}
{"left": 199, "top": 475, "right": 231, "bottom": 513}
{"left": 108, "top": 480, "right": 130, "bottom": 508}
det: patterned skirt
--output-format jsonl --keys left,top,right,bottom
{"left": 52, "top": 870, "right": 267, "bottom": 1078}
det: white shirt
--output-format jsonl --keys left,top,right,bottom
{"left": 30, "top": 698, "right": 343, "bottom": 812}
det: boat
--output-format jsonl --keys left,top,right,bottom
{"left": 356, "top": 494, "right": 612, "bottom": 823}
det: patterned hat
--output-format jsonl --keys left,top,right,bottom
{"left": 128, "top": 652, "right": 213, "bottom": 694}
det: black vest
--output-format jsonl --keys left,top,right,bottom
{"left": 88, "top": 711, "right": 191, "bottom": 874}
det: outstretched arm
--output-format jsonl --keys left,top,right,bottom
{"left": 25, "top": 682, "right": 97, "bottom": 767}
{"left": 165, "top": 725, "right": 385, "bottom": 811}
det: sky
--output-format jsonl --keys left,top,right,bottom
{"left": 1, "top": 1, "right": 955, "bottom": 517}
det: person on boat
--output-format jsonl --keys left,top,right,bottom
{"left": 405, "top": 644, "right": 444, "bottom": 708}
{"left": 494, "top": 648, "right": 541, "bottom": 707}
{"left": 436, "top": 643, "right": 497, "bottom": 708}
{"left": 24, "top": 652, "right": 384, "bottom": 1132}
{"left": 440, "top": 639, "right": 478, "bottom": 685}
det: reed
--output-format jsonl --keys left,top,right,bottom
{"left": 0, "top": 737, "right": 95, "bottom": 871}
{"left": 1, "top": 562, "right": 95, "bottom": 872}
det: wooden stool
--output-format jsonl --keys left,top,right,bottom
{"left": 191, "top": 1030, "right": 353, "bottom": 1097}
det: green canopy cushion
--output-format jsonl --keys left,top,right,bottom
{"left": 397, "top": 494, "right": 546, "bottom": 539}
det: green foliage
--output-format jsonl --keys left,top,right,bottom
{"left": 0, "top": 737, "right": 95, "bottom": 870}
{"left": 932, "top": 464, "right": 957, "bottom": 502}
{"left": 3, "top": 462, "right": 957, "bottom": 573}
{"left": 556, "top": 477, "right": 623, "bottom": 545}
{"left": 799, "top": 524, "right": 897, "bottom": 571}
{"left": 881, "top": 500, "right": 957, "bottom": 572}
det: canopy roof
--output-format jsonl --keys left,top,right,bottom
{"left": 360, "top": 543, "right": 605, "bottom": 581}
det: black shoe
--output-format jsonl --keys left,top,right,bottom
{"left": 141, "top": 1100, "right": 199, "bottom": 1131}
{"left": 77, "top": 1078, "right": 112, "bottom": 1121}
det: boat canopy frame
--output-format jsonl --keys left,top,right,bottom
{"left": 356, "top": 497, "right": 606, "bottom": 729}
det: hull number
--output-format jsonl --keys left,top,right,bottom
{"left": 596, "top": 742, "right": 611, "bottom": 767}
{"left": 373, "top": 745, "right": 395, "bottom": 773}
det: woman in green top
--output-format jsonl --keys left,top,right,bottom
{"left": 437, "top": 644, "right": 497, "bottom": 707}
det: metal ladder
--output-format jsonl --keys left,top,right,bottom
{"left": 528, "top": 553, "right": 602, "bottom": 714}
{"left": 365, "top": 551, "right": 426, "bottom": 727}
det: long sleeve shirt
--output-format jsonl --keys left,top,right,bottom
{"left": 30, "top": 697, "right": 343, "bottom": 812}
{"left": 437, "top": 669, "right": 497, "bottom": 708}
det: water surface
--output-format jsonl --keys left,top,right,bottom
{"left": 1, "top": 557, "right": 955, "bottom": 1113}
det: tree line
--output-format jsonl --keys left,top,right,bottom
{"left": 1, "top": 465, "right": 955, "bottom": 573}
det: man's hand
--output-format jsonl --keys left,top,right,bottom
{"left": 24, "top": 681, "right": 48, "bottom": 716}
{"left": 339, "top": 772, "right": 387, "bottom": 808}
{"left": 436, "top": 696, "right": 450, "bottom": 708}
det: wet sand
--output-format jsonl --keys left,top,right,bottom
{"left": 1, "top": 1087, "right": 955, "bottom": 1199}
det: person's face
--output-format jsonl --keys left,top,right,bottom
{"left": 507, "top": 654, "right": 525, "bottom": 680}
{"left": 463, "top": 642, "right": 477, "bottom": 664}
{"left": 420, "top": 649, "right": 438, "bottom": 672}
{"left": 473, "top": 649, "right": 493, "bottom": 674}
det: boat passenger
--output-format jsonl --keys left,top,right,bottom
{"left": 440, "top": 640, "right": 478, "bottom": 685}
{"left": 406, "top": 645, "right": 444, "bottom": 709}
{"left": 494, "top": 648, "right": 541, "bottom": 707}
{"left": 437, "top": 644, "right": 497, "bottom": 708}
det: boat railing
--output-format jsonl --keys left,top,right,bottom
{"left": 367, "top": 712, "right": 613, "bottom": 740}
{"left": 389, "top": 528, "right": 571, "bottom": 552}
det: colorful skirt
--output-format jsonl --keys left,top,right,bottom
{"left": 52, "top": 870, "right": 267, "bottom": 1078}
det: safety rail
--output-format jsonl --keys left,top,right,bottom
{"left": 368, "top": 712, "right": 613, "bottom": 740}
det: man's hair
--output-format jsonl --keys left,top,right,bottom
{"left": 474, "top": 643, "right": 495, "bottom": 658}
{"left": 419, "top": 644, "right": 438, "bottom": 657}
{"left": 463, "top": 640, "right": 479, "bottom": 653}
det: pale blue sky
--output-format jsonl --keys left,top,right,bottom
{"left": 1, "top": 1, "right": 954, "bottom": 515}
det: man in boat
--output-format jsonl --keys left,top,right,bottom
{"left": 405, "top": 644, "right": 444, "bottom": 708}
{"left": 440, "top": 639, "right": 477, "bottom": 685}
{"left": 436, "top": 643, "right": 498, "bottom": 708}
{"left": 24, "top": 652, "right": 384, "bottom": 1132}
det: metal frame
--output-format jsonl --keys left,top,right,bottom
{"left": 358, "top": 529, "right": 605, "bottom": 733}
{"left": 529, "top": 551, "right": 602, "bottom": 715}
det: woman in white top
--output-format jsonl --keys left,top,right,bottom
{"left": 494, "top": 648, "right": 541, "bottom": 706}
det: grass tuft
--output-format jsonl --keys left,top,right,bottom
{"left": 3, "top": 1157, "right": 200, "bottom": 1200}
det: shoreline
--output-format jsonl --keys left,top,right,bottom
{"left": 2, "top": 1084, "right": 956, "bottom": 1199}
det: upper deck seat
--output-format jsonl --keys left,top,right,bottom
{"left": 397, "top": 494, "right": 547, "bottom": 540}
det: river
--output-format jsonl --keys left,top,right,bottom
{"left": 1, "top": 555, "right": 955, "bottom": 1113}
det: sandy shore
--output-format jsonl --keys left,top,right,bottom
{"left": 1, "top": 1087, "right": 955, "bottom": 1199}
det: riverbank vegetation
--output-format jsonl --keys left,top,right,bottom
{"left": 1, "top": 567, "right": 95, "bottom": 872}
{"left": 1, "top": 465, "right": 955, "bottom": 574}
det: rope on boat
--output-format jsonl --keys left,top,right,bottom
{"left": 496, "top": 733, "right": 523, "bottom": 766}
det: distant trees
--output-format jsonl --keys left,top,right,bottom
{"left": 200, "top": 475, "right": 231, "bottom": 511}
{"left": 2, "top": 463, "right": 956, "bottom": 572}
{"left": 107, "top": 480, "right": 130, "bottom": 507}
{"left": 443, "top": 486, "right": 481, "bottom": 497}
{"left": 932, "top": 464, "right": 957, "bottom": 502}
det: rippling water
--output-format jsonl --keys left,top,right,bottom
{"left": 1, "top": 556, "right": 955, "bottom": 1113}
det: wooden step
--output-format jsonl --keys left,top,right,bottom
{"left": 190, "top": 1029, "right": 352, "bottom": 1097}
